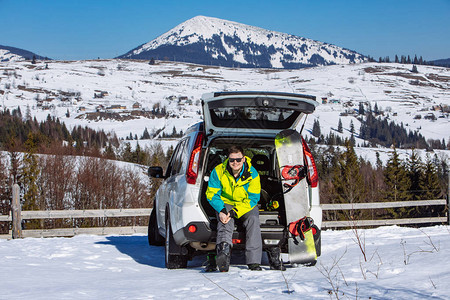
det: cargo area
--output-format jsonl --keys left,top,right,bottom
{"left": 198, "top": 137, "right": 289, "bottom": 233}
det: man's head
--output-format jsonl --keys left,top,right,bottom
{"left": 228, "top": 145, "right": 245, "bottom": 173}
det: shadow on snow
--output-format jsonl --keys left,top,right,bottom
{"left": 96, "top": 235, "right": 166, "bottom": 268}
{"left": 95, "top": 235, "right": 254, "bottom": 271}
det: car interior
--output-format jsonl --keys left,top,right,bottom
{"left": 199, "top": 137, "right": 288, "bottom": 231}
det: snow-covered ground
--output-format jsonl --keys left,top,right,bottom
{"left": 1, "top": 225, "right": 448, "bottom": 299}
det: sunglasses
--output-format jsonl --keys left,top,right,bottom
{"left": 229, "top": 157, "right": 244, "bottom": 163}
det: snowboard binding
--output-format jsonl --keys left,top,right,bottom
{"left": 280, "top": 165, "right": 306, "bottom": 193}
{"left": 288, "top": 216, "right": 314, "bottom": 244}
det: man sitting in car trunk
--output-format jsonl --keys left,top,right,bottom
{"left": 205, "top": 145, "right": 284, "bottom": 272}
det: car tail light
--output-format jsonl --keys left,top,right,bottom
{"left": 188, "top": 225, "right": 197, "bottom": 233}
{"left": 302, "top": 137, "right": 318, "bottom": 188}
{"left": 186, "top": 132, "right": 204, "bottom": 184}
{"left": 232, "top": 239, "right": 242, "bottom": 244}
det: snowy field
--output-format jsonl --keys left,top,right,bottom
{"left": 1, "top": 225, "right": 448, "bottom": 299}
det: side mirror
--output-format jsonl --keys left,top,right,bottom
{"left": 148, "top": 166, "right": 165, "bottom": 179}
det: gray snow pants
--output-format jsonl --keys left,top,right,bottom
{"left": 216, "top": 205, "right": 262, "bottom": 265}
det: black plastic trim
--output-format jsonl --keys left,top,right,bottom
{"left": 213, "top": 91, "right": 317, "bottom": 101}
{"left": 183, "top": 222, "right": 214, "bottom": 242}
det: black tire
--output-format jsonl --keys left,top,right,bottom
{"left": 165, "top": 212, "right": 188, "bottom": 269}
{"left": 148, "top": 208, "right": 164, "bottom": 246}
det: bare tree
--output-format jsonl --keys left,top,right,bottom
{"left": 0, "top": 153, "right": 11, "bottom": 233}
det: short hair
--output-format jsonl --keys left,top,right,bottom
{"left": 228, "top": 145, "right": 244, "bottom": 156}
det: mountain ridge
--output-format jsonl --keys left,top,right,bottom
{"left": 118, "top": 15, "right": 366, "bottom": 69}
{"left": 431, "top": 58, "right": 450, "bottom": 68}
{"left": 0, "top": 45, "right": 51, "bottom": 62}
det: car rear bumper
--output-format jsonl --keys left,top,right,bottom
{"left": 179, "top": 221, "right": 285, "bottom": 251}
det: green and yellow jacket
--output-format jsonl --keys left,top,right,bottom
{"left": 206, "top": 156, "right": 261, "bottom": 218}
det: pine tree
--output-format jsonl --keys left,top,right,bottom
{"left": 25, "top": 105, "right": 32, "bottom": 121}
{"left": 375, "top": 152, "right": 383, "bottom": 169}
{"left": 384, "top": 148, "right": 412, "bottom": 217}
{"left": 434, "top": 153, "right": 448, "bottom": 196}
{"left": 172, "top": 126, "right": 177, "bottom": 137}
{"left": 312, "top": 119, "right": 321, "bottom": 137}
{"left": 121, "top": 142, "right": 134, "bottom": 163}
{"left": 358, "top": 102, "right": 365, "bottom": 115}
{"left": 350, "top": 120, "right": 355, "bottom": 134}
{"left": 420, "top": 154, "right": 441, "bottom": 200}
{"left": 374, "top": 103, "right": 380, "bottom": 115}
{"left": 411, "top": 65, "right": 418, "bottom": 73}
{"left": 407, "top": 149, "right": 423, "bottom": 200}
{"left": 13, "top": 106, "right": 22, "bottom": 119}
{"left": 21, "top": 133, "right": 41, "bottom": 213}
{"left": 332, "top": 141, "right": 366, "bottom": 219}
{"left": 141, "top": 127, "right": 150, "bottom": 139}
{"left": 350, "top": 133, "right": 356, "bottom": 146}
{"left": 337, "top": 118, "right": 343, "bottom": 133}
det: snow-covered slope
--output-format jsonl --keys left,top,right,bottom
{"left": 0, "top": 45, "right": 50, "bottom": 62}
{"left": 0, "top": 48, "right": 24, "bottom": 62}
{"left": 118, "top": 16, "right": 366, "bottom": 69}
{"left": 1, "top": 59, "right": 448, "bottom": 151}
{"left": 0, "top": 225, "right": 448, "bottom": 299}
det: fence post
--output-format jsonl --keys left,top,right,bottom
{"left": 11, "top": 184, "right": 22, "bottom": 239}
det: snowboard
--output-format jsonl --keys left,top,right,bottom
{"left": 275, "top": 129, "right": 317, "bottom": 264}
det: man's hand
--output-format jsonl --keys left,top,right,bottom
{"left": 219, "top": 211, "right": 231, "bottom": 224}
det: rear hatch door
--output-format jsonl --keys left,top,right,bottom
{"left": 201, "top": 91, "right": 319, "bottom": 136}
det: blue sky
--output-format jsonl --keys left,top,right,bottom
{"left": 0, "top": 0, "right": 448, "bottom": 61}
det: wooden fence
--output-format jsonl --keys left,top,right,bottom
{"left": 0, "top": 184, "right": 448, "bottom": 239}
{"left": 0, "top": 184, "right": 150, "bottom": 239}
{"left": 321, "top": 199, "right": 448, "bottom": 229}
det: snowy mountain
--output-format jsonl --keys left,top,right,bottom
{"left": 118, "top": 16, "right": 366, "bottom": 69}
{"left": 0, "top": 45, "right": 50, "bottom": 62}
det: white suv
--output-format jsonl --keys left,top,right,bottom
{"left": 148, "top": 91, "right": 322, "bottom": 269}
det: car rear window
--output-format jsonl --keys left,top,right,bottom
{"left": 210, "top": 107, "right": 301, "bottom": 129}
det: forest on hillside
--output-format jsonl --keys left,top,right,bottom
{"left": 0, "top": 108, "right": 172, "bottom": 233}
{"left": 311, "top": 142, "right": 448, "bottom": 223}
{"left": 0, "top": 107, "right": 448, "bottom": 234}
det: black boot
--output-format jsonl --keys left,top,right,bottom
{"left": 267, "top": 247, "right": 286, "bottom": 271}
{"left": 247, "top": 263, "right": 262, "bottom": 271}
{"left": 204, "top": 253, "right": 217, "bottom": 272}
{"left": 216, "top": 242, "right": 231, "bottom": 272}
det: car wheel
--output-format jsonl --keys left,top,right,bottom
{"left": 148, "top": 208, "right": 164, "bottom": 246}
{"left": 165, "top": 212, "right": 188, "bottom": 269}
